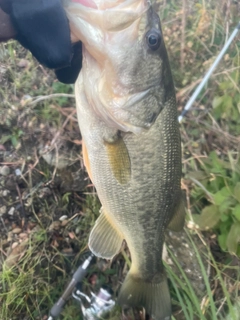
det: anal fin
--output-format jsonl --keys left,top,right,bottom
{"left": 167, "top": 193, "right": 186, "bottom": 232}
{"left": 89, "top": 208, "right": 124, "bottom": 259}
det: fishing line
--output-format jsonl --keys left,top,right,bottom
{"left": 178, "top": 22, "right": 240, "bottom": 123}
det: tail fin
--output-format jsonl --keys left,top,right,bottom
{"left": 118, "top": 271, "right": 171, "bottom": 320}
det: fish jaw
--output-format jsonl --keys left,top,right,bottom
{"left": 65, "top": 0, "right": 150, "bottom": 63}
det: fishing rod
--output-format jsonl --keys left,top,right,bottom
{"left": 47, "top": 253, "right": 115, "bottom": 320}
{"left": 178, "top": 21, "right": 240, "bottom": 123}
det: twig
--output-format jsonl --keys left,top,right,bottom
{"left": 28, "top": 93, "right": 75, "bottom": 106}
{"left": 176, "top": 66, "right": 240, "bottom": 99}
{"left": 51, "top": 109, "right": 76, "bottom": 146}
{"left": 180, "top": 0, "right": 187, "bottom": 70}
{"left": 178, "top": 21, "right": 240, "bottom": 122}
{"left": 15, "top": 183, "right": 27, "bottom": 229}
{"left": 189, "top": 177, "right": 214, "bottom": 202}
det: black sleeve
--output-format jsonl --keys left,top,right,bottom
{"left": 10, "top": 0, "right": 72, "bottom": 69}
{"left": 0, "top": 0, "right": 82, "bottom": 83}
{"left": 55, "top": 41, "right": 82, "bottom": 84}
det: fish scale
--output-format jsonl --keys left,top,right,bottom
{"left": 64, "top": 0, "right": 185, "bottom": 318}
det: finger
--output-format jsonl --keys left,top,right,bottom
{"left": 0, "top": 7, "right": 16, "bottom": 41}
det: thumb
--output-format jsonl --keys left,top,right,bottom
{"left": 0, "top": 7, "right": 16, "bottom": 42}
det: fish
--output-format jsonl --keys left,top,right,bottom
{"left": 64, "top": 0, "right": 185, "bottom": 319}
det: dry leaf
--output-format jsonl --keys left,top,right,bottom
{"left": 68, "top": 232, "right": 75, "bottom": 239}
{"left": 5, "top": 240, "right": 28, "bottom": 268}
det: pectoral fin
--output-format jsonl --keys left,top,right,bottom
{"left": 104, "top": 137, "right": 131, "bottom": 185}
{"left": 89, "top": 208, "right": 124, "bottom": 259}
{"left": 167, "top": 194, "right": 186, "bottom": 232}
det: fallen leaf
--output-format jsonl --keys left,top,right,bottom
{"left": 61, "top": 220, "right": 68, "bottom": 227}
{"left": 17, "top": 59, "right": 29, "bottom": 68}
{"left": 0, "top": 144, "right": 6, "bottom": 151}
{"left": 49, "top": 221, "right": 61, "bottom": 231}
{"left": 68, "top": 232, "right": 75, "bottom": 239}
{"left": 12, "top": 227, "right": 22, "bottom": 234}
{"left": 73, "top": 139, "right": 82, "bottom": 145}
{"left": 5, "top": 239, "right": 28, "bottom": 268}
{"left": 62, "top": 248, "right": 73, "bottom": 254}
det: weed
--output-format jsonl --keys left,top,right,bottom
{"left": 0, "top": 127, "right": 24, "bottom": 148}
{"left": 189, "top": 151, "right": 240, "bottom": 256}
{"left": 167, "top": 229, "right": 240, "bottom": 320}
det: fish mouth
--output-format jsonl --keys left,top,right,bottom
{"left": 71, "top": 0, "right": 97, "bottom": 9}
{"left": 66, "top": 0, "right": 151, "bottom": 39}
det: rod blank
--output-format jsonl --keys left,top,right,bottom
{"left": 178, "top": 22, "right": 240, "bottom": 123}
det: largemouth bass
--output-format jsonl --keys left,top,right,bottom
{"left": 64, "top": 0, "right": 185, "bottom": 318}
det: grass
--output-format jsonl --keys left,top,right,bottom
{"left": 0, "top": 0, "right": 240, "bottom": 319}
{"left": 166, "top": 229, "right": 240, "bottom": 320}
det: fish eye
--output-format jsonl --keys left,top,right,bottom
{"left": 146, "top": 29, "right": 161, "bottom": 51}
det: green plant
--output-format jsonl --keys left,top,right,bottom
{"left": 0, "top": 127, "right": 24, "bottom": 147}
{"left": 166, "top": 229, "right": 239, "bottom": 320}
{"left": 52, "top": 81, "right": 74, "bottom": 106}
{"left": 211, "top": 66, "right": 240, "bottom": 135}
{"left": 190, "top": 151, "right": 240, "bottom": 256}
